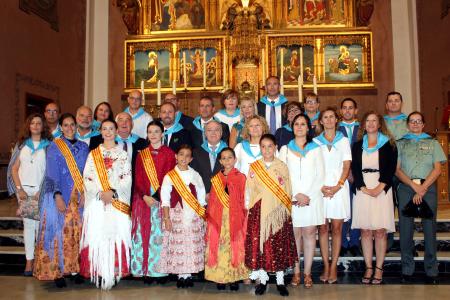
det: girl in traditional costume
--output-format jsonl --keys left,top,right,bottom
{"left": 158, "top": 144, "right": 206, "bottom": 289}
{"left": 245, "top": 134, "right": 297, "bottom": 296}
{"left": 33, "top": 113, "right": 89, "bottom": 288}
{"left": 80, "top": 120, "right": 132, "bottom": 290}
{"left": 8, "top": 113, "right": 52, "bottom": 276}
{"left": 131, "top": 121, "right": 176, "bottom": 283}
{"left": 205, "top": 147, "right": 248, "bottom": 291}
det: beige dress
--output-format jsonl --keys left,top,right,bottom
{"left": 351, "top": 151, "right": 396, "bottom": 232}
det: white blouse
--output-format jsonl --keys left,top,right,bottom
{"left": 18, "top": 142, "right": 46, "bottom": 187}
{"left": 234, "top": 142, "right": 262, "bottom": 177}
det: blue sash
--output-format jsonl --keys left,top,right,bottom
{"left": 310, "top": 111, "right": 320, "bottom": 122}
{"left": 282, "top": 124, "right": 292, "bottom": 132}
{"left": 92, "top": 119, "right": 101, "bottom": 132}
{"left": 115, "top": 133, "right": 139, "bottom": 144}
{"left": 287, "top": 139, "right": 319, "bottom": 157}
{"left": 76, "top": 130, "right": 100, "bottom": 141}
{"left": 217, "top": 108, "right": 240, "bottom": 118}
{"left": 259, "top": 94, "right": 288, "bottom": 107}
{"left": 241, "top": 140, "right": 261, "bottom": 159}
{"left": 384, "top": 113, "right": 407, "bottom": 124}
{"left": 164, "top": 123, "right": 184, "bottom": 142}
{"left": 24, "top": 138, "right": 50, "bottom": 154}
{"left": 315, "top": 131, "right": 344, "bottom": 149}
{"left": 201, "top": 140, "right": 227, "bottom": 158}
{"left": 124, "top": 107, "right": 146, "bottom": 120}
{"left": 362, "top": 132, "right": 389, "bottom": 153}
{"left": 402, "top": 132, "right": 431, "bottom": 142}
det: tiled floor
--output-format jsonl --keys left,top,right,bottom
{"left": 0, "top": 276, "right": 449, "bottom": 300}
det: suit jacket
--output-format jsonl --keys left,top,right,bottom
{"left": 167, "top": 128, "right": 193, "bottom": 152}
{"left": 351, "top": 140, "right": 398, "bottom": 193}
{"left": 257, "top": 101, "right": 287, "bottom": 127}
{"left": 275, "top": 127, "right": 294, "bottom": 150}
{"left": 190, "top": 121, "right": 230, "bottom": 149}
{"left": 190, "top": 147, "right": 222, "bottom": 193}
{"left": 179, "top": 113, "right": 194, "bottom": 131}
{"left": 338, "top": 124, "right": 360, "bottom": 146}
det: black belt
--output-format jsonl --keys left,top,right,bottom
{"left": 362, "top": 168, "right": 379, "bottom": 173}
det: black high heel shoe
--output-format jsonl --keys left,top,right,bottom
{"left": 54, "top": 277, "right": 67, "bottom": 288}
{"left": 277, "top": 284, "right": 289, "bottom": 296}
{"left": 176, "top": 278, "right": 185, "bottom": 288}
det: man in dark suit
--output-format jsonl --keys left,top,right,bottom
{"left": 338, "top": 97, "right": 361, "bottom": 257}
{"left": 257, "top": 76, "right": 288, "bottom": 134}
{"left": 190, "top": 95, "right": 230, "bottom": 148}
{"left": 160, "top": 102, "right": 192, "bottom": 152}
{"left": 190, "top": 120, "right": 227, "bottom": 194}
{"left": 164, "top": 93, "right": 194, "bottom": 130}
{"left": 90, "top": 112, "right": 147, "bottom": 200}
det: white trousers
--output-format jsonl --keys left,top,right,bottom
{"left": 19, "top": 186, "right": 40, "bottom": 260}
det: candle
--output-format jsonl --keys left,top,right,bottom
{"left": 298, "top": 74, "right": 303, "bottom": 103}
{"left": 223, "top": 48, "right": 227, "bottom": 88}
{"left": 313, "top": 75, "right": 318, "bottom": 94}
{"left": 172, "top": 79, "right": 176, "bottom": 95}
{"left": 261, "top": 48, "right": 266, "bottom": 85}
{"left": 299, "top": 46, "right": 304, "bottom": 83}
{"left": 203, "top": 50, "right": 207, "bottom": 89}
{"left": 140, "top": 80, "right": 145, "bottom": 106}
{"left": 157, "top": 80, "right": 161, "bottom": 106}
{"left": 280, "top": 48, "right": 284, "bottom": 94}
{"left": 182, "top": 51, "right": 187, "bottom": 89}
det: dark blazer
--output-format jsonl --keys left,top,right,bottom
{"left": 190, "top": 147, "right": 222, "bottom": 193}
{"left": 338, "top": 124, "right": 360, "bottom": 146}
{"left": 351, "top": 140, "right": 398, "bottom": 193}
{"left": 275, "top": 127, "right": 294, "bottom": 150}
{"left": 190, "top": 121, "right": 230, "bottom": 149}
{"left": 257, "top": 101, "right": 287, "bottom": 127}
{"left": 167, "top": 128, "right": 192, "bottom": 153}
{"left": 179, "top": 113, "right": 194, "bottom": 131}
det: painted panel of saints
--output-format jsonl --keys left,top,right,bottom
{"left": 324, "top": 44, "right": 363, "bottom": 82}
{"left": 152, "top": 0, "right": 205, "bottom": 31}
{"left": 134, "top": 50, "right": 171, "bottom": 87}
{"left": 287, "top": 0, "right": 346, "bottom": 27}
{"left": 180, "top": 48, "right": 218, "bottom": 87}
{"left": 277, "top": 45, "right": 315, "bottom": 83}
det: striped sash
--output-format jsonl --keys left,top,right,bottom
{"left": 54, "top": 138, "right": 84, "bottom": 194}
{"left": 140, "top": 148, "right": 160, "bottom": 194}
{"left": 250, "top": 160, "right": 291, "bottom": 212}
{"left": 167, "top": 169, "right": 206, "bottom": 219}
{"left": 92, "top": 147, "right": 130, "bottom": 215}
{"left": 211, "top": 174, "right": 229, "bottom": 209}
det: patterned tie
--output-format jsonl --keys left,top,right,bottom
{"left": 270, "top": 101, "right": 276, "bottom": 134}
{"left": 209, "top": 145, "right": 216, "bottom": 172}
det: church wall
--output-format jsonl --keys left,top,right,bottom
{"left": 0, "top": 1, "right": 86, "bottom": 159}
{"left": 416, "top": 0, "right": 450, "bottom": 131}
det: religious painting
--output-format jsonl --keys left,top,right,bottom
{"left": 151, "top": 0, "right": 206, "bottom": 32}
{"left": 287, "top": 0, "right": 351, "bottom": 28}
{"left": 179, "top": 47, "right": 218, "bottom": 87}
{"left": 276, "top": 45, "right": 315, "bottom": 83}
{"left": 133, "top": 49, "right": 171, "bottom": 87}
{"left": 324, "top": 44, "right": 363, "bottom": 82}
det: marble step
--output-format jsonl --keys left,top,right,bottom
{"left": 0, "top": 246, "right": 25, "bottom": 255}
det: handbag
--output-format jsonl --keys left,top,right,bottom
{"left": 17, "top": 195, "right": 40, "bottom": 221}
{"left": 402, "top": 199, "right": 433, "bottom": 219}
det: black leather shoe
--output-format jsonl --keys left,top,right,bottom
{"left": 156, "top": 276, "right": 169, "bottom": 284}
{"left": 401, "top": 274, "right": 413, "bottom": 284}
{"left": 73, "top": 274, "right": 84, "bottom": 284}
{"left": 277, "top": 284, "right": 289, "bottom": 296}
{"left": 185, "top": 277, "right": 194, "bottom": 288}
{"left": 349, "top": 246, "right": 362, "bottom": 257}
{"left": 143, "top": 276, "right": 154, "bottom": 285}
{"left": 229, "top": 282, "right": 239, "bottom": 291}
{"left": 216, "top": 283, "right": 226, "bottom": 290}
{"left": 255, "top": 283, "right": 267, "bottom": 295}
{"left": 425, "top": 276, "right": 439, "bottom": 285}
{"left": 54, "top": 277, "right": 67, "bottom": 288}
{"left": 176, "top": 278, "right": 185, "bottom": 288}
{"left": 340, "top": 247, "right": 348, "bottom": 257}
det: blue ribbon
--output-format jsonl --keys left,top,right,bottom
{"left": 310, "top": 111, "right": 320, "bottom": 122}
{"left": 287, "top": 139, "right": 319, "bottom": 157}
{"left": 383, "top": 113, "right": 407, "bottom": 124}
{"left": 402, "top": 132, "right": 431, "bottom": 142}
{"left": 282, "top": 124, "right": 293, "bottom": 132}
{"left": 92, "top": 119, "right": 101, "bottom": 132}
{"left": 76, "top": 130, "right": 100, "bottom": 141}
{"left": 24, "top": 138, "right": 50, "bottom": 154}
{"left": 362, "top": 132, "right": 389, "bottom": 153}
{"left": 124, "top": 107, "right": 145, "bottom": 120}
{"left": 315, "top": 131, "right": 345, "bottom": 148}
{"left": 201, "top": 140, "right": 227, "bottom": 158}
{"left": 174, "top": 111, "right": 182, "bottom": 125}
{"left": 216, "top": 108, "right": 241, "bottom": 118}
{"left": 52, "top": 127, "right": 62, "bottom": 138}
{"left": 339, "top": 121, "right": 360, "bottom": 129}
{"left": 260, "top": 94, "right": 288, "bottom": 107}
{"left": 163, "top": 123, "right": 183, "bottom": 144}
{"left": 241, "top": 140, "right": 261, "bottom": 159}
{"left": 115, "top": 133, "right": 139, "bottom": 144}
{"left": 192, "top": 116, "right": 219, "bottom": 132}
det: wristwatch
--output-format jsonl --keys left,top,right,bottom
{"left": 16, "top": 186, "right": 22, "bottom": 191}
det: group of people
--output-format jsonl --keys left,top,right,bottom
{"left": 7, "top": 76, "right": 446, "bottom": 295}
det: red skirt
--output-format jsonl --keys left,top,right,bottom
{"left": 245, "top": 200, "right": 297, "bottom": 272}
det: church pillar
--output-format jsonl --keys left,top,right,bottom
{"left": 84, "top": 0, "right": 109, "bottom": 108}
{"left": 390, "top": 0, "right": 420, "bottom": 113}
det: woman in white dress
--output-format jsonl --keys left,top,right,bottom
{"left": 80, "top": 120, "right": 132, "bottom": 290}
{"left": 351, "top": 111, "right": 397, "bottom": 285}
{"left": 279, "top": 113, "right": 324, "bottom": 289}
{"left": 214, "top": 89, "right": 241, "bottom": 131}
{"left": 313, "top": 108, "right": 351, "bottom": 284}
{"left": 234, "top": 115, "right": 269, "bottom": 176}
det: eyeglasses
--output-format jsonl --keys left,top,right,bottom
{"left": 408, "top": 119, "right": 423, "bottom": 125}
{"left": 305, "top": 100, "right": 318, "bottom": 105}
{"left": 45, "top": 109, "right": 58, "bottom": 114}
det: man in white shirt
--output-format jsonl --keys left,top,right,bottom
{"left": 76, "top": 105, "right": 99, "bottom": 146}
{"left": 257, "top": 76, "right": 288, "bottom": 134}
{"left": 44, "top": 102, "right": 61, "bottom": 138}
{"left": 124, "top": 90, "right": 153, "bottom": 139}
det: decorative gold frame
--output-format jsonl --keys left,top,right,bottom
{"left": 124, "top": 35, "right": 227, "bottom": 92}
{"left": 267, "top": 31, "right": 374, "bottom": 88}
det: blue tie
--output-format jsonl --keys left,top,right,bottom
{"left": 270, "top": 101, "right": 276, "bottom": 134}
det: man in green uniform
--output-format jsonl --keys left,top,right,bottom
{"left": 396, "top": 112, "right": 447, "bottom": 284}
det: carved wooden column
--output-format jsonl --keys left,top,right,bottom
{"left": 436, "top": 132, "right": 449, "bottom": 206}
